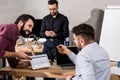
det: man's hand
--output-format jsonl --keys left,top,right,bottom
{"left": 45, "top": 30, "right": 56, "bottom": 37}
{"left": 66, "top": 75, "right": 74, "bottom": 80}
{"left": 49, "top": 31, "right": 56, "bottom": 37}
{"left": 4, "top": 51, "right": 31, "bottom": 60}
{"left": 45, "top": 31, "right": 51, "bottom": 36}
{"left": 15, "top": 51, "right": 32, "bottom": 60}
{"left": 56, "top": 44, "right": 72, "bottom": 56}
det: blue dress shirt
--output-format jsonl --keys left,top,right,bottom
{"left": 69, "top": 42, "right": 110, "bottom": 80}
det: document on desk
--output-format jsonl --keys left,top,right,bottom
{"left": 111, "top": 66, "right": 120, "bottom": 75}
{"left": 30, "top": 54, "right": 51, "bottom": 70}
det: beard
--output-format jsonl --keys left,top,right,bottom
{"left": 77, "top": 41, "right": 82, "bottom": 51}
{"left": 50, "top": 11, "right": 58, "bottom": 16}
{"left": 20, "top": 25, "right": 30, "bottom": 37}
{"left": 51, "top": 13, "right": 56, "bottom": 16}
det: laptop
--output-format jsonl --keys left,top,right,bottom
{"left": 56, "top": 46, "right": 78, "bottom": 69}
{"left": 30, "top": 54, "right": 51, "bottom": 70}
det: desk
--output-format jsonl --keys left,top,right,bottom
{"left": 110, "top": 61, "right": 120, "bottom": 80}
{"left": 0, "top": 62, "right": 119, "bottom": 80}
{"left": 0, "top": 63, "right": 75, "bottom": 79}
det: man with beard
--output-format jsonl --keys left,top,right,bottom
{"left": 40, "top": 0, "right": 69, "bottom": 59}
{"left": 40, "top": 0, "right": 69, "bottom": 80}
{"left": 57, "top": 24, "right": 110, "bottom": 80}
{"left": 0, "top": 14, "right": 35, "bottom": 68}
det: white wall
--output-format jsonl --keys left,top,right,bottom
{"left": 1, "top": 0, "right": 120, "bottom": 29}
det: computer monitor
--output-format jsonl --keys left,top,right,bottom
{"left": 56, "top": 46, "right": 78, "bottom": 67}
{"left": 30, "top": 19, "right": 42, "bottom": 37}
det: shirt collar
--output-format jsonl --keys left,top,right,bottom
{"left": 50, "top": 12, "right": 60, "bottom": 18}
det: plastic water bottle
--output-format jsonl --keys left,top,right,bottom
{"left": 64, "top": 37, "right": 69, "bottom": 46}
{"left": 118, "top": 61, "right": 120, "bottom": 67}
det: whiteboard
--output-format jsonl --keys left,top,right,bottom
{"left": 100, "top": 7, "right": 120, "bottom": 61}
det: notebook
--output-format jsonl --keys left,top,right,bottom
{"left": 56, "top": 46, "right": 78, "bottom": 69}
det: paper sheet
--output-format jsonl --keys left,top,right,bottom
{"left": 111, "top": 66, "right": 120, "bottom": 75}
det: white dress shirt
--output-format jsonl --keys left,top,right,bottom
{"left": 69, "top": 42, "right": 110, "bottom": 80}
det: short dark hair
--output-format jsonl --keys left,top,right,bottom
{"left": 72, "top": 23, "right": 95, "bottom": 41}
{"left": 14, "top": 14, "right": 35, "bottom": 25}
{"left": 48, "top": 0, "right": 58, "bottom": 6}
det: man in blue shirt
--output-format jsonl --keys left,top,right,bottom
{"left": 57, "top": 23, "right": 110, "bottom": 80}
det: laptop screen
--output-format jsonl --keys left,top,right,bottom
{"left": 56, "top": 46, "right": 78, "bottom": 66}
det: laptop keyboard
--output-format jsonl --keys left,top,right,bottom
{"left": 60, "top": 63, "right": 74, "bottom": 67}
{"left": 59, "top": 63, "right": 75, "bottom": 69}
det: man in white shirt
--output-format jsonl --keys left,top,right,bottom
{"left": 57, "top": 23, "right": 110, "bottom": 80}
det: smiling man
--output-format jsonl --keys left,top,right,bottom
{"left": 40, "top": 0, "right": 69, "bottom": 80}
{"left": 40, "top": 0, "right": 69, "bottom": 63}
{"left": 0, "top": 14, "right": 35, "bottom": 68}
